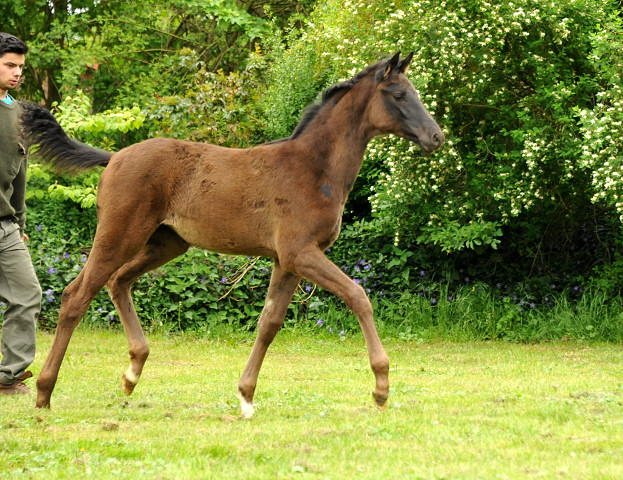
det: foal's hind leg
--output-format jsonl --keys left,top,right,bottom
{"left": 36, "top": 255, "right": 130, "bottom": 408}
{"left": 106, "top": 226, "right": 189, "bottom": 396}
{"left": 238, "top": 261, "right": 300, "bottom": 417}
{"left": 36, "top": 204, "right": 164, "bottom": 408}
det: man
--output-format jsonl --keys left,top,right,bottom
{"left": 0, "top": 32, "right": 41, "bottom": 395}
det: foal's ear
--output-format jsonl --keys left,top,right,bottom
{"left": 398, "top": 52, "right": 414, "bottom": 74}
{"left": 383, "top": 51, "right": 402, "bottom": 79}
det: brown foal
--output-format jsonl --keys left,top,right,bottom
{"left": 21, "top": 51, "right": 444, "bottom": 416}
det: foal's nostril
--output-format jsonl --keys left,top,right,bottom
{"left": 432, "top": 132, "right": 444, "bottom": 147}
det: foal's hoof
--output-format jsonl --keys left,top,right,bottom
{"left": 35, "top": 398, "right": 51, "bottom": 409}
{"left": 238, "top": 392, "right": 255, "bottom": 419}
{"left": 121, "top": 374, "right": 137, "bottom": 396}
{"left": 35, "top": 384, "right": 52, "bottom": 409}
{"left": 372, "top": 391, "right": 388, "bottom": 410}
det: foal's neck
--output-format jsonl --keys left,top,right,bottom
{"left": 299, "top": 85, "right": 375, "bottom": 184}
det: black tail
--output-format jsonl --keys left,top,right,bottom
{"left": 20, "top": 102, "right": 113, "bottom": 175}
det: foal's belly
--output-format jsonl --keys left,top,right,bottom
{"left": 163, "top": 214, "right": 277, "bottom": 258}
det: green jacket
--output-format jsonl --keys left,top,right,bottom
{"left": 0, "top": 100, "right": 27, "bottom": 235}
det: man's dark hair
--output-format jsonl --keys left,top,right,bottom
{"left": 0, "top": 32, "right": 28, "bottom": 58}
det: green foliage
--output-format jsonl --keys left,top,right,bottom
{"left": 417, "top": 218, "right": 503, "bottom": 252}
{"left": 25, "top": 164, "right": 623, "bottom": 342}
{"left": 51, "top": 90, "right": 146, "bottom": 149}
{"left": 259, "top": 0, "right": 622, "bottom": 255}
{"left": 143, "top": 47, "right": 266, "bottom": 147}
{"left": 251, "top": 0, "right": 623, "bottom": 311}
{"left": 1, "top": 0, "right": 314, "bottom": 108}
{"left": 12, "top": 0, "right": 623, "bottom": 341}
{"left": 27, "top": 168, "right": 101, "bottom": 210}
{"left": 576, "top": 12, "right": 623, "bottom": 222}
{"left": 258, "top": 28, "right": 333, "bottom": 140}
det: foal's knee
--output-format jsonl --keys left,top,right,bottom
{"left": 57, "top": 289, "right": 86, "bottom": 328}
{"left": 256, "top": 304, "right": 285, "bottom": 344}
{"left": 346, "top": 285, "right": 373, "bottom": 318}
{"left": 371, "top": 354, "right": 390, "bottom": 377}
{"left": 130, "top": 343, "right": 149, "bottom": 364}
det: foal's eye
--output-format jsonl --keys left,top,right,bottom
{"left": 393, "top": 92, "right": 406, "bottom": 101}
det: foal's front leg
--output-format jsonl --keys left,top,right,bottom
{"left": 238, "top": 261, "right": 300, "bottom": 417}
{"left": 285, "top": 247, "right": 390, "bottom": 408}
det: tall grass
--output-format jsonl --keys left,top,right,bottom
{"left": 302, "top": 284, "right": 623, "bottom": 343}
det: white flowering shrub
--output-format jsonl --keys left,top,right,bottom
{"left": 576, "top": 13, "right": 623, "bottom": 221}
{"left": 262, "top": 0, "right": 622, "bottom": 254}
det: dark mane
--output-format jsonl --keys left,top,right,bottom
{"left": 288, "top": 58, "right": 388, "bottom": 140}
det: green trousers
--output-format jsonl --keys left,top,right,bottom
{"left": 0, "top": 218, "right": 41, "bottom": 385}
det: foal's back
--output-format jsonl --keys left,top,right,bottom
{"left": 98, "top": 137, "right": 327, "bottom": 257}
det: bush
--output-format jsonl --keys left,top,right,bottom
{"left": 25, "top": 158, "right": 623, "bottom": 342}
{"left": 19, "top": 0, "right": 623, "bottom": 342}
{"left": 143, "top": 47, "right": 268, "bottom": 147}
{"left": 256, "top": 0, "right": 623, "bottom": 293}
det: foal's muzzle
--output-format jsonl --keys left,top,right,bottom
{"left": 409, "top": 127, "right": 445, "bottom": 153}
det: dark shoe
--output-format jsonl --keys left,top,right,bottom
{"left": 0, "top": 371, "right": 33, "bottom": 395}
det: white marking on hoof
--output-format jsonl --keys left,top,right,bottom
{"left": 238, "top": 392, "right": 255, "bottom": 418}
{"left": 124, "top": 368, "right": 140, "bottom": 385}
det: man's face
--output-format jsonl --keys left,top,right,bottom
{"left": 0, "top": 52, "right": 26, "bottom": 96}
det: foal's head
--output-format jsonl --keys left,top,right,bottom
{"left": 365, "top": 51, "right": 444, "bottom": 153}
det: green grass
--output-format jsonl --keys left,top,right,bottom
{"left": 1, "top": 328, "right": 622, "bottom": 479}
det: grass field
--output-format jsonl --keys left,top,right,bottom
{"left": 1, "top": 328, "right": 622, "bottom": 479}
